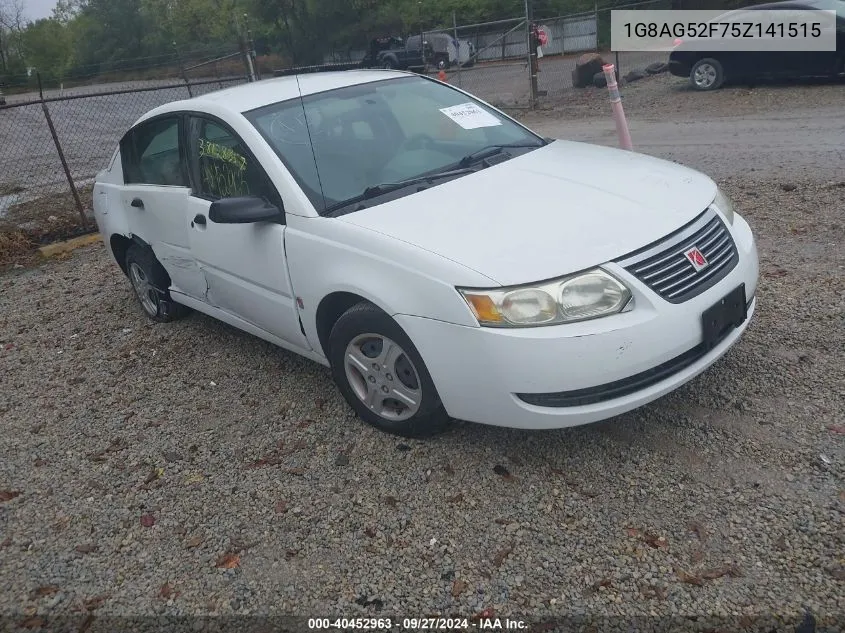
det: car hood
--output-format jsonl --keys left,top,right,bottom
{"left": 339, "top": 140, "right": 718, "bottom": 286}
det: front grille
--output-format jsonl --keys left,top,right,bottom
{"left": 617, "top": 209, "right": 738, "bottom": 304}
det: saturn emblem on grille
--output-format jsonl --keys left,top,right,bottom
{"left": 684, "top": 246, "right": 709, "bottom": 272}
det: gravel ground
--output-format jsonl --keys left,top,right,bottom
{"left": 529, "top": 71, "right": 845, "bottom": 119}
{"left": 2, "top": 82, "right": 845, "bottom": 631}
{"left": 1, "top": 179, "right": 843, "bottom": 631}
{"left": 520, "top": 75, "right": 845, "bottom": 184}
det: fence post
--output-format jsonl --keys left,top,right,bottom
{"left": 525, "top": 0, "right": 538, "bottom": 109}
{"left": 594, "top": 4, "right": 599, "bottom": 53}
{"left": 235, "top": 12, "right": 257, "bottom": 82}
{"left": 453, "top": 10, "right": 462, "bottom": 87}
{"left": 37, "top": 73, "right": 87, "bottom": 229}
{"left": 247, "top": 24, "right": 260, "bottom": 81}
{"left": 173, "top": 42, "right": 194, "bottom": 98}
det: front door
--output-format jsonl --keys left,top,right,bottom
{"left": 119, "top": 115, "right": 207, "bottom": 299}
{"left": 184, "top": 114, "right": 309, "bottom": 348}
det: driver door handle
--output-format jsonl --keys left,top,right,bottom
{"left": 130, "top": 197, "right": 144, "bottom": 209}
{"left": 192, "top": 214, "right": 207, "bottom": 226}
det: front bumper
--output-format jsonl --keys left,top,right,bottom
{"left": 396, "top": 212, "right": 759, "bottom": 430}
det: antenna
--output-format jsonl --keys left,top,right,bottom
{"left": 294, "top": 74, "right": 328, "bottom": 213}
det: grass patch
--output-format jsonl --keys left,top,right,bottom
{"left": 0, "top": 230, "right": 34, "bottom": 264}
{"left": 0, "top": 186, "right": 95, "bottom": 268}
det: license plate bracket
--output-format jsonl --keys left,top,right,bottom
{"left": 701, "top": 283, "right": 747, "bottom": 349}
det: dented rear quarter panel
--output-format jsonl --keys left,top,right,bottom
{"left": 93, "top": 150, "right": 132, "bottom": 269}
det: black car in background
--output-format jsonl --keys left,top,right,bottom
{"left": 669, "top": 0, "right": 845, "bottom": 90}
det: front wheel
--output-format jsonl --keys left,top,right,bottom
{"left": 690, "top": 58, "right": 725, "bottom": 91}
{"left": 328, "top": 302, "right": 450, "bottom": 437}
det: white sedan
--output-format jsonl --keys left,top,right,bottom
{"left": 92, "top": 69, "right": 759, "bottom": 437}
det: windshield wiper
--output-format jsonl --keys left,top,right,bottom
{"left": 457, "top": 141, "right": 545, "bottom": 168}
{"left": 363, "top": 167, "right": 477, "bottom": 198}
{"left": 325, "top": 167, "right": 476, "bottom": 214}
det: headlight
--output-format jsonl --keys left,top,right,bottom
{"left": 459, "top": 269, "right": 632, "bottom": 327}
{"left": 712, "top": 188, "right": 735, "bottom": 225}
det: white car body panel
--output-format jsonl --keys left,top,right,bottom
{"left": 184, "top": 196, "right": 308, "bottom": 348}
{"left": 284, "top": 213, "right": 498, "bottom": 358}
{"left": 171, "top": 291, "right": 324, "bottom": 363}
{"left": 395, "top": 213, "right": 759, "bottom": 428}
{"left": 122, "top": 185, "right": 209, "bottom": 299}
{"left": 90, "top": 70, "right": 760, "bottom": 431}
{"left": 340, "top": 140, "right": 717, "bottom": 286}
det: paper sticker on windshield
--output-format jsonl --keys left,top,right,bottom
{"left": 440, "top": 103, "right": 502, "bottom": 130}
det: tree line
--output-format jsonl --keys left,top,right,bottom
{"left": 1, "top": 0, "right": 747, "bottom": 85}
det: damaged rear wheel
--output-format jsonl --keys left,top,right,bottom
{"left": 125, "top": 244, "right": 190, "bottom": 323}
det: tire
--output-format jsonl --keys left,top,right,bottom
{"left": 328, "top": 302, "right": 450, "bottom": 438}
{"left": 689, "top": 58, "right": 724, "bottom": 91}
{"left": 380, "top": 57, "right": 396, "bottom": 70}
{"left": 434, "top": 54, "right": 449, "bottom": 70}
{"left": 125, "top": 244, "right": 189, "bottom": 323}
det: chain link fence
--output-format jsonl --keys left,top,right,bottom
{"left": 0, "top": 75, "right": 248, "bottom": 245}
{"left": 426, "top": 0, "right": 673, "bottom": 109}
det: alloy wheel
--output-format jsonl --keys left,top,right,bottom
{"left": 693, "top": 63, "right": 718, "bottom": 89}
{"left": 344, "top": 333, "right": 422, "bottom": 422}
{"left": 129, "top": 262, "right": 160, "bottom": 317}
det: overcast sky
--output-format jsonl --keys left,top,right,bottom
{"left": 24, "top": 0, "right": 58, "bottom": 21}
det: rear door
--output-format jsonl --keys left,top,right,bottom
{"left": 119, "top": 115, "right": 208, "bottom": 299}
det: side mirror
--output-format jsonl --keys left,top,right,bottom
{"left": 208, "top": 196, "right": 283, "bottom": 224}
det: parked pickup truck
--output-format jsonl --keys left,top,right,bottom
{"left": 362, "top": 35, "right": 433, "bottom": 71}
{"left": 273, "top": 36, "right": 432, "bottom": 79}
{"left": 408, "top": 33, "right": 475, "bottom": 69}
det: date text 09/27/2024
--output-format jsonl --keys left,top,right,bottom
{"left": 307, "top": 617, "right": 528, "bottom": 630}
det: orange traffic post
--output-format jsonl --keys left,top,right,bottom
{"left": 602, "top": 64, "right": 633, "bottom": 152}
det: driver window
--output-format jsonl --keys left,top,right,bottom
{"left": 194, "top": 118, "right": 279, "bottom": 205}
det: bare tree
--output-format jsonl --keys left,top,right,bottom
{"left": 0, "top": 0, "right": 26, "bottom": 72}
{"left": 52, "top": 0, "right": 86, "bottom": 24}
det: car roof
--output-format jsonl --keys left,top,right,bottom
{"left": 137, "top": 69, "right": 413, "bottom": 124}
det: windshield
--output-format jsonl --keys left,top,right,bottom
{"left": 244, "top": 75, "right": 545, "bottom": 215}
